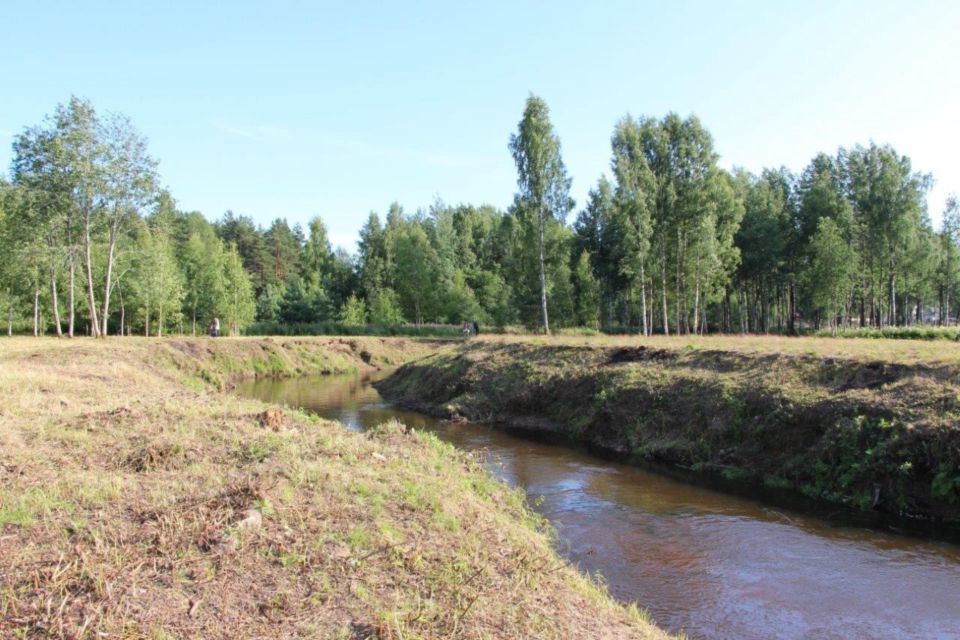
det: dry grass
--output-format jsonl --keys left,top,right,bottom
{"left": 0, "top": 337, "right": 667, "bottom": 639}
{"left": 477, "top": 333, "right": 960, "bottom": 365}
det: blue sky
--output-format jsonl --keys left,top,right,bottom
{"left": 2, "top": 1, "right": 958, "bottom": 250}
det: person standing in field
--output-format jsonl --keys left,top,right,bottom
{"left": 210, "top": 316, "right": 221, "bottom": 338}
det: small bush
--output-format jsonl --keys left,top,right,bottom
{"left": 932, "top": 464, "right": 960, "bottom": 503}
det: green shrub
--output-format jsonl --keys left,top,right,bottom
{"left": 932, "top": 464, "right": 960, "bottom": 503}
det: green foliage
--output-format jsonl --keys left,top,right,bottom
{"left": 932, "top": 464, "right": 960, "bottom": 503}
{"left": 255, "top": 281, "right": 286, "bottom": 323}
{"left": 8, "top": 96, "right": 158, "bottom": 337}
{"left": 179, "top": 223, "right": 226, "bottom": 333}
{"left": 339, "top": 293, "right": 368, "bottom": 325}
{"left": 572, "top": 250, "right": 600, "bottom": 328}
{"left": 609, "top": 117, "right": 655, "bottom": 333}
{"left": 444, "top": 270, "right": 483, "bottom": 324}
{"left": 509, "top": 95, "right": 574, "bottom": 333}
{"left": 221, "top": 245, "right": 257, "bottom": 334}
{"left": 474, "top": 270, "right": 514, "bottom": 329}
{"left": 2, "top": 96, "right": 957, "bottom": 339}
{"left": 127, "top": 223, "right": 184, "bottom": 336}
{"left": 278, "top": 278, "right": 331, "bottom": 323}
{"left": 803, "top": 217, "right": 857, "bottom": 331}
{"left": 243, "top": 321, "right": 463, "bottom": 337}
{"left": 368, "top": 288, "right": 405, "bottom": 325}
{"left": 217, "top": 211, "right": 269, "bottom": 291}
{"left": 720, "top": 466, "right": 753, "bottom": 482}
{"left": 394, "top": 224, "right": 441, "bottom": 325}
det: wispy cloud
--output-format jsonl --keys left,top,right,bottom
{"left": 210, "top": 118, "right": 288, "bottom": 141}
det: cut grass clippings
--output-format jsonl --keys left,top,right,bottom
{"left": 0, "top": 336, "right": 668, "bottom": 639}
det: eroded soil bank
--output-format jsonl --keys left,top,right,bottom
{"left": 0, "top": 337, "right": 666, "bottom": 639}
{"left": 376, "top": 337, "right": 960, "bottom": 526}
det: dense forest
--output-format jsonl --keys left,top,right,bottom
{"left": 1, "top": 95, "right": 957, "bottom": 337}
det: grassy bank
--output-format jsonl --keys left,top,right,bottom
{"left": 377, "top": 335, "right": 960, "bottom": 525}
{"left": 156, "top": 335, "right": 442, "bottom": 390}
{"left": 0, "top": 337, "right": 667, "bottom": 639}
{"left": 243, "top": 322, "right": 466, "bottom": 338}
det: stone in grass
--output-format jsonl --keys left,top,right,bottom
{"left": 216, "top": 508, "right": 263, "bottom": 552}
{"left": 237, "top": 507, "right": 263, "bottom": 531}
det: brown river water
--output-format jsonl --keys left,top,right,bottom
{"left": 236, "top": 372, "right": 960, "bottom": 640}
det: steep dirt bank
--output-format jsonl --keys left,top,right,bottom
{"left": 376, "top": 338, "right": 960, "bottom": 525}
{"left": 0, "top": 337, "right": 666, "bottom": 639}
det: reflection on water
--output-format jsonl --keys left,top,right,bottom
{"left": 236, "top": 372, "right": 960, "bottom": 640}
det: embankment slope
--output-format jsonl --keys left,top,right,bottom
{"left": 0, "top": 337, "right": 666, "bottom": 639}
{"left": 377, "top": 336, "right": 960, "bottom": 524}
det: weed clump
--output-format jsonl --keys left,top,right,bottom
{"left": 121, "top": 437, "right": 189, "bottom": 472}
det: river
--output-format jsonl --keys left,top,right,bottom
{"left": 236, "top": 371, "right": 960, "bottom": 640}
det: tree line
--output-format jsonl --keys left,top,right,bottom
{"left": 1, "top": 95, "right": 957, "bottom": 337}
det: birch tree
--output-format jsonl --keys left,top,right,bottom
{"left": 99, "top": 112, "right": 158, "bottom": 335}
{"left": 509, "top": 95, "right": 573, "bottom": 333}
{"left": 610, "top": 116, "right": 656, "bottom": 334}
{"left": 804, "top": 217, "right": 856, "bottom": 331}
{"left": 939, "top": 196, "right": 960, "bottom": 324}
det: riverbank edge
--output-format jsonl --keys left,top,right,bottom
{"left": 375, "top": 338, "right": 960, "bottom": 527}
{"left": 156, "top": 335, "right": 449, "bottom": 389}
{"left": 0, "top": 337, "right": 669, "bottom": 639}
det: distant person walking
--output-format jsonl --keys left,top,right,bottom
{"left": 210, "top": 316, "right": 221, "bottom": 338}
{"left": 472, "top": 320, "right": 480, "bottom": 335}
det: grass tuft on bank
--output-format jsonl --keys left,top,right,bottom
{"left": 0, "top": 337, "right": 667, "bottom": 639}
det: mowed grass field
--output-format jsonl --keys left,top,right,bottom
{"left": 476, "top": 332, "right": 960, "bottom": 365}
{"left": 0, "top": 337, "right": 669, "bottom": 640}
